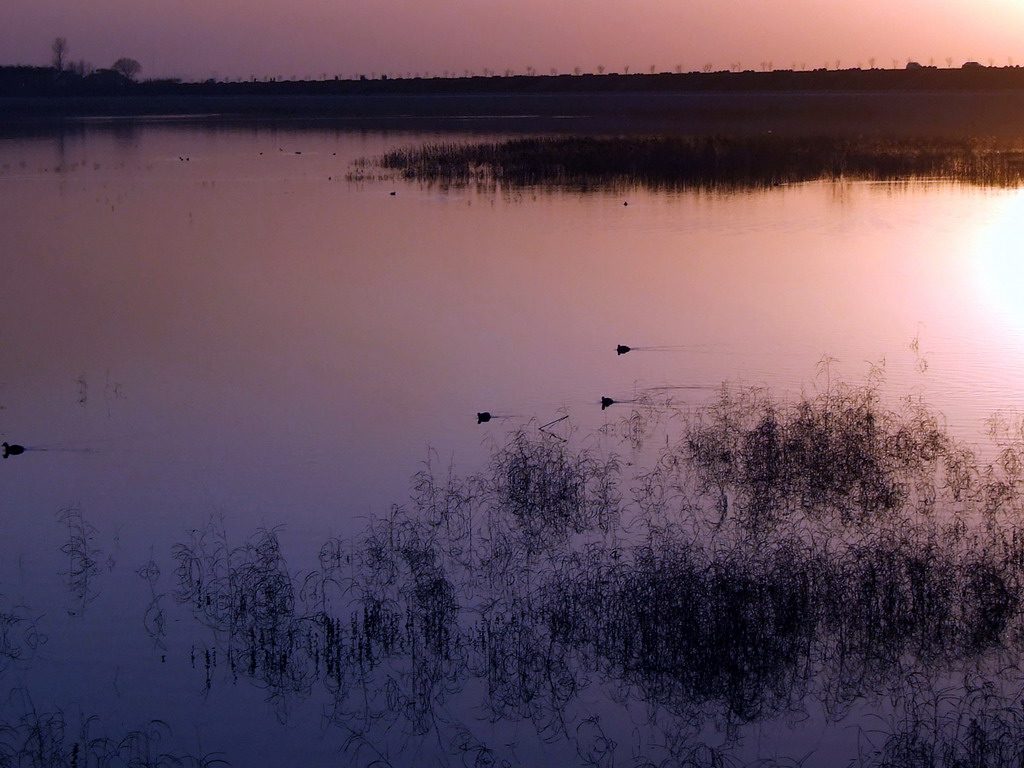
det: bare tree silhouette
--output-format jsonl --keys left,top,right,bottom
{"left": 51, "top": 37, "right": 68, "bottom": 72}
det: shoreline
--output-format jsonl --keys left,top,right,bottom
{"left": 4, "top": 90, "right": 1024, "bottom": 137}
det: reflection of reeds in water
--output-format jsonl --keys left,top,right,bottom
{"left": 0, "top": 599, "right": 42, "bottom": 676}
{"left": 860, "top": 675, "right": 1024, "bottom": 767}
{"left": 170, "top": 378, "right": 1024, "bottom": 766}
{"left": 57, "top": 506, "right": 102, "bottom": 616}
{"left": 0, "top": 687, "right": 229, "bottom": 767}
{"left": 136, "top": 555, "right": 167, "bottom": 652}
{"left": 372, "top": 135, "right": 1024, "bottom": 190}
{"left": 680, "top": 381, "right": 953, "bottom": 527}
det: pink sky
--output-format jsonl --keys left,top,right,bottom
{"left": 2, "top": 0, "right": 1023, "bottom": 81}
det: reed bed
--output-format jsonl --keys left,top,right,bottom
{"left": 369, "top": 135, "right": 1024, "bottom": 190}
{"left": 159, "top": 375, "right": 1024, "bottom": 765}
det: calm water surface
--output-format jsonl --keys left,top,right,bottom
{"left": 2, "top": 123, "right": 1024, "bottom": 766}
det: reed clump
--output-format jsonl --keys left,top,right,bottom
{"left": 677, "top": 382, "right": 955, "bottom": 529}
{"left": 374, "top": 135, "right": 1024, "bottom": 190}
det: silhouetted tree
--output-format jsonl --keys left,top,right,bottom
{"left": 70, "top": 59, "right": 93, "bottom": 77}
{"left": 112, "top": 57, "right": 141, "bottom": 81}
{"left": 51, "top": 37, "right": 68, "bottom": 72}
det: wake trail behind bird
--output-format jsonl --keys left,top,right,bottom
{"left": 20, "top": 446, "right": 95, "bottom": 453}
{"left": 602, "top": 397, "right": 670, "bottom": 410}
{"left": 643, "top": 384, "right": 721, "bottom": 392}
{"left": 477, "top": 412, "right": 527, "bottom": 424}
{"left": 617, "top": 344, "right": 730, "bottom": 355}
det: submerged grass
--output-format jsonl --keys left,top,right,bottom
{"left": 368, "top": 135, "right": 1024, "bottom": 190}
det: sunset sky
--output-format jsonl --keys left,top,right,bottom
{"left": 2, "top": 0, "right": 1024, "bottom": 81}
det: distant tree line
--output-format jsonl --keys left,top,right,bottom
{"left": 4, "top": 36, "right": 1024, "bottom": 103}
{"left": 51, "top": 36, "right": 141, "bottom": 81}
{"left": 0, "top": 37, "right": 145, "bottom": 97}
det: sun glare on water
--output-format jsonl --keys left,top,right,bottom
{"left": 971, "top": 189, "right": 1024, "bottom": 331}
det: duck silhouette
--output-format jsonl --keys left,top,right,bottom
{"left": 477, "top": 412, "right": 492, "bottom": 424}
{"left": 616, "top": 345, "right": 631, "bottom": 355}
{"left": 2, "top": 442, "right": 25, "bottom": 458}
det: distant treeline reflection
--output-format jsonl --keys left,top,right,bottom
{"left": 169, "top": 377, "right": 1024, "bottom": 766}
{"left": 364, "top": 135, "right": 1024, "bottom": 189}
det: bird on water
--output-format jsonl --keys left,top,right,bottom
{"left": 2, "top": 442, "right": 25, "bottom": 458}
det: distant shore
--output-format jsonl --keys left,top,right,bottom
{"left": 5, "top": 68, "right": 1024, "bottom": 136}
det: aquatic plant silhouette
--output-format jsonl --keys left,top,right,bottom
{"left": 172, "top": 521, "right": 321, "bottom": 714}
{"left": 136, "top": 556, "right": 167, "bottom": 651}
{"left": 0, "top": 599, "right": 43, "bottom": 677}
{"left": 0, "top": 687, "right": 229, "bottom": 768}
{"left": 858, "top": 674, "right": 1024, "bottom": 768}
{"left": 373, "top": 135, "right": 1024, "bottom": 192}
{"left": 57, "top": 506, "right": 102, "bottom": 616}
{"left": 165, "top": 375, "right": 1024, "bottom": 766}
{"left": 676, "top": 381, "right": 953, "bottom": 528}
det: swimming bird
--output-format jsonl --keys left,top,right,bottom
{"left": 616, "top": 345, "right": 631, "bottom": 355}
{"left": 477, "top": 412, "right": 492, "bottom": 424}
{"left": 601, "top": 397, "right": 616, "bottom": 410}
{"left": 2, "top": 442, "right": 25, "bottom": 458}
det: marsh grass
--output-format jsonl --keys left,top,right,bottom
{"left": 369, "top": 135, "right": 1024, "bottom": 191}
{"left": 166, "top": 376, "right": 1024, "bottom": 766}
{"left": 676, "top": 381, "right": 955, "bottom": 529}
{"left": 0, "top": 689, "right": 228, "bottom": 768}
{"left": 859, "top": 675, "right": 1024, "bottom": 768}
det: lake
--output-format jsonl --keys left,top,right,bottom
{"left": 2, "top": 121, "right": 1024, "bottom": 766}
